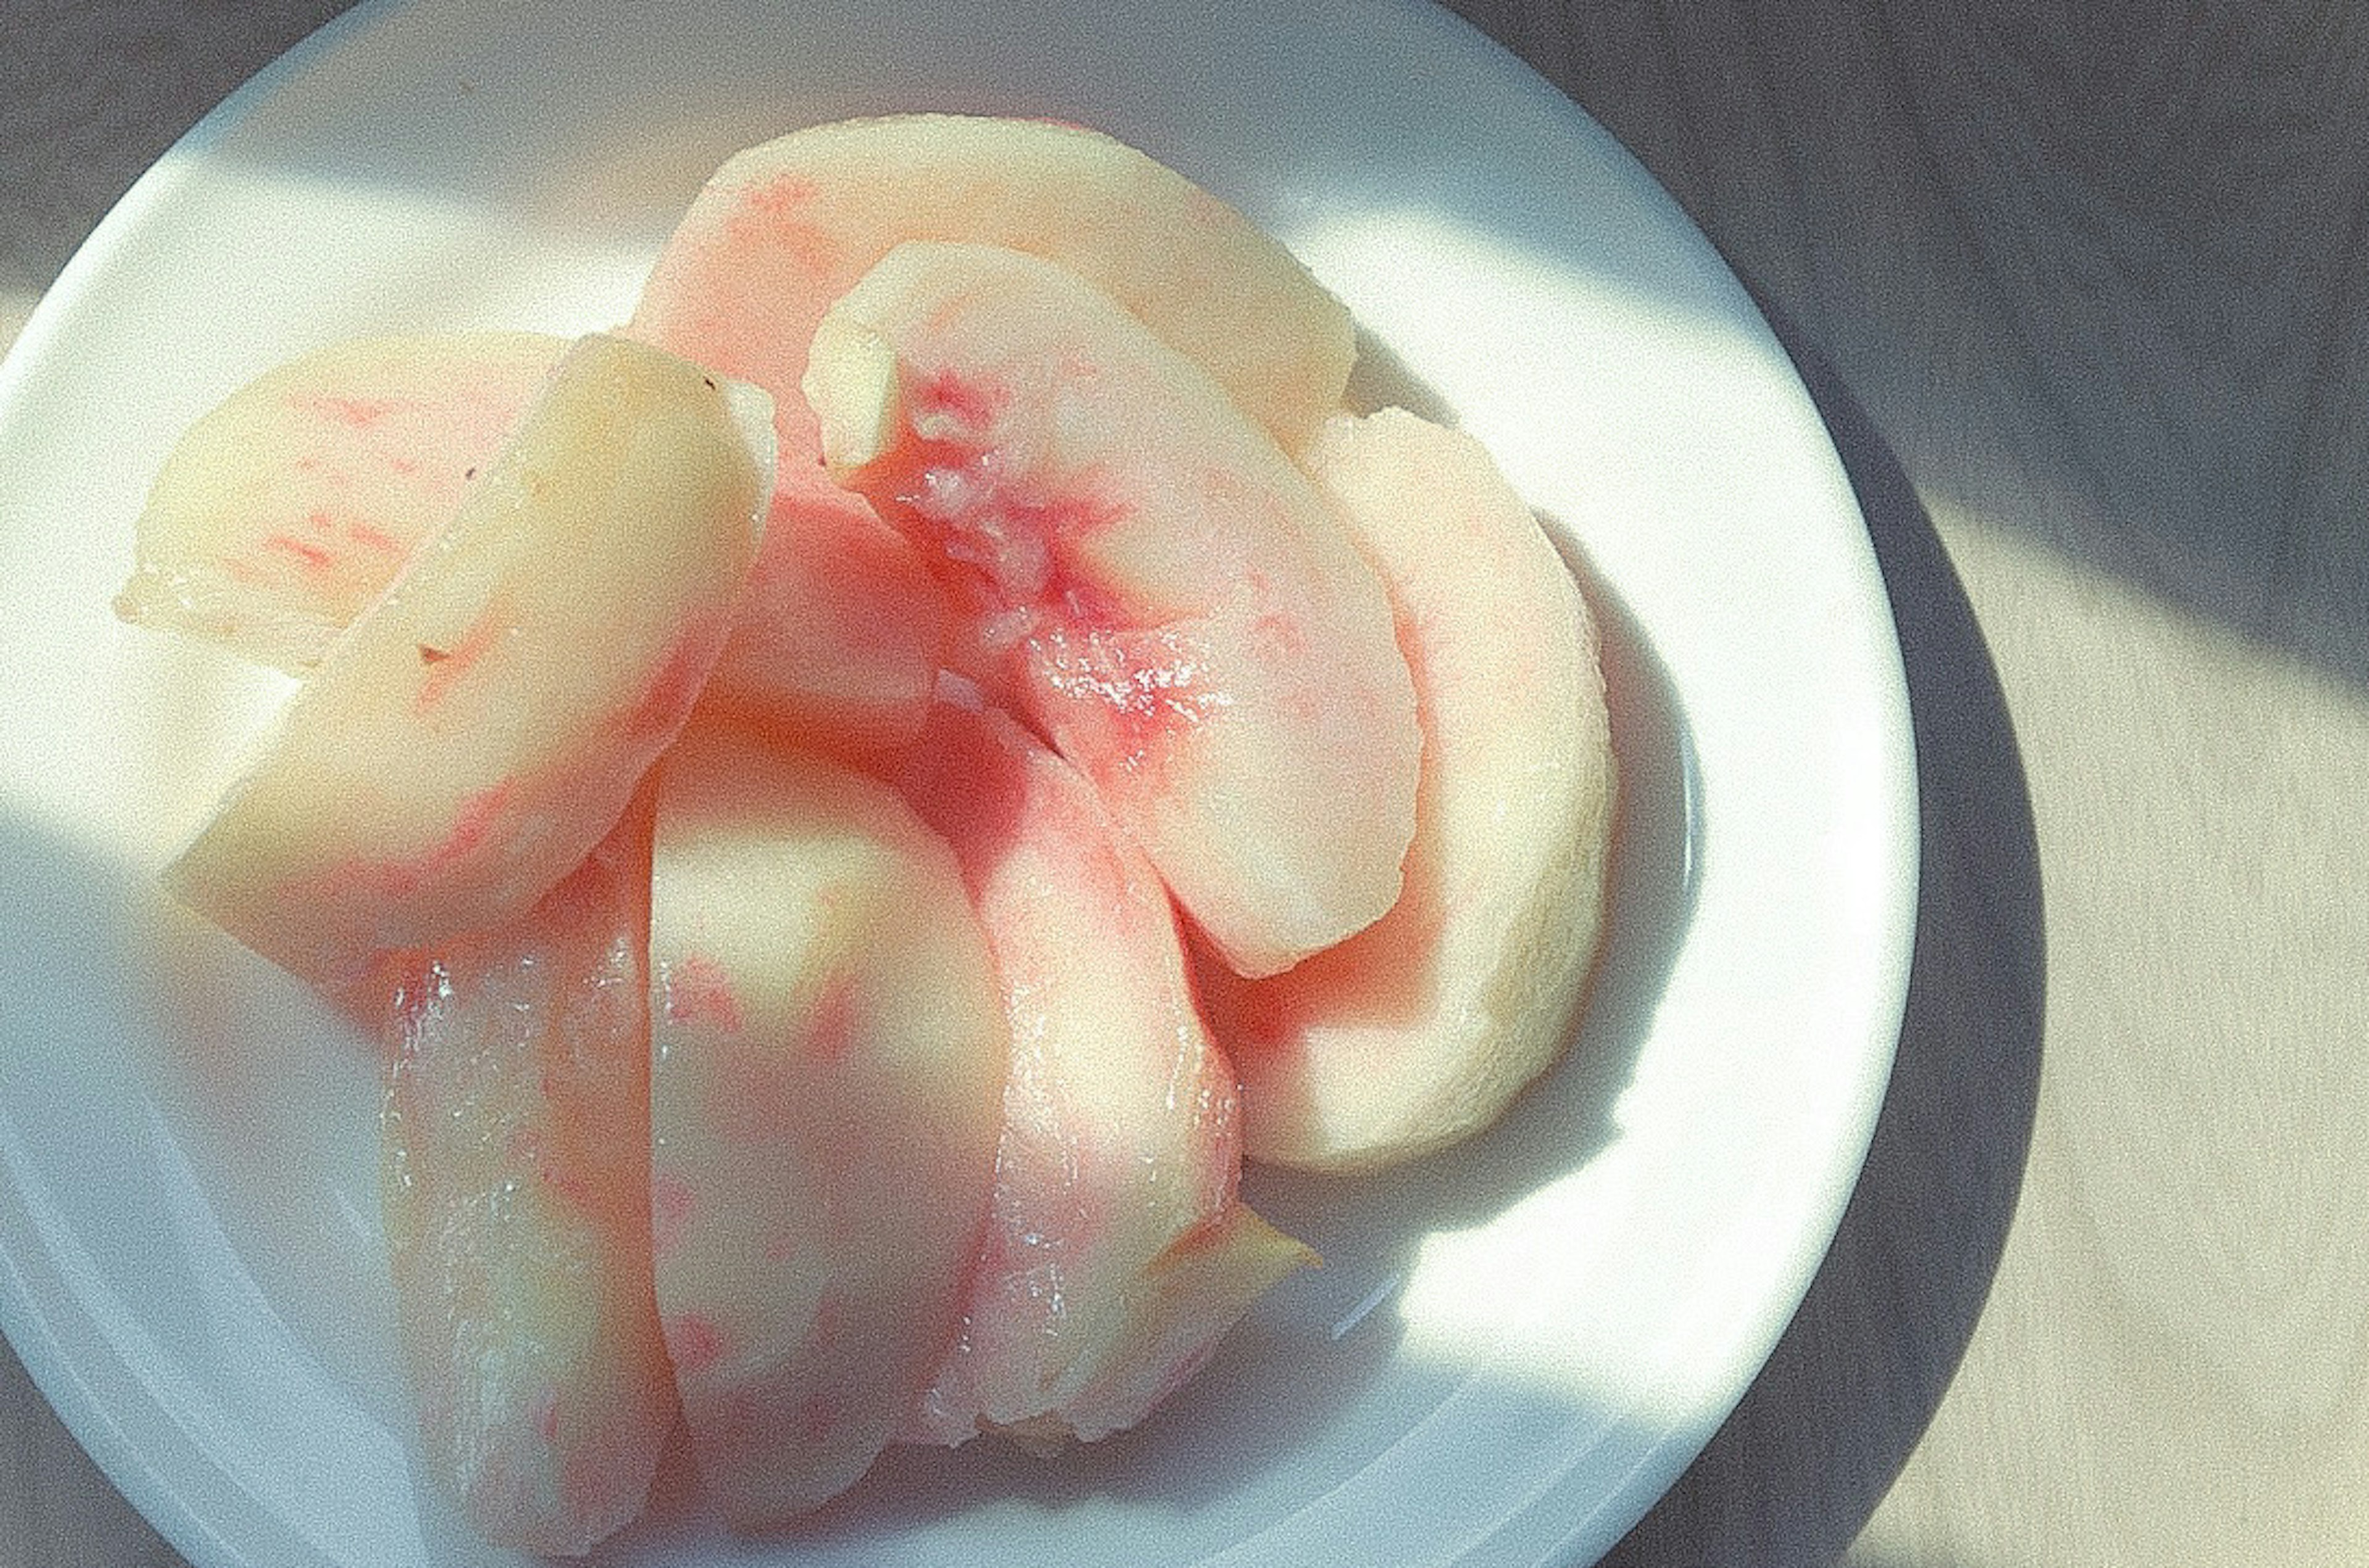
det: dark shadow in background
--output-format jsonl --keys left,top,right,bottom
{"left": 1447, "top": 0, "right": 2369, "bottom": 698}
{"left": 1601, "top": 310, "right": 2049, "bottom": 1566}
{"left": 0, "top": 0, "right": 358, "bottom": 300}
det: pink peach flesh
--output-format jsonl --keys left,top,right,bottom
{"left": 808, "top": 241, "right": 1420, "bottom": 978}
{"left": 882, "top": 689, "right": 1313, "bottom": 1446}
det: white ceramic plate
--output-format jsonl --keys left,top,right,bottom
{"left": 0, "top": 2, "right": 1916, "bottom": 1564}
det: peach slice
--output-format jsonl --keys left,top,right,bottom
{"left": 628, "top": 111, "right": 1355, "bottom": 754}
{"left": 117, "top": 332, "right": 939, "bottom": 752}
{"left": 694, "top": 484, "right": 947, "bottom": 753}
{"left": 1197, "top": 410, "right": 1616, "bottom": 1171}
{"left": 629, "top": 112, "right": 1354, "bottom": 460}
{"left": 165, "top": 332, "right": 771, "bottom": 989}
{"left": 809, "top": 242, "right": 1420, "bottom": 978}
{"left": 647, "top": 722, "right": 1006, "bottom": 1525}
{"left": 370, "top": 803, "right": 676, "bottom": 1558}
{"left": 883, "top": 690, "right": 1314, "bottom": 1446}
{"left": 115, "top": 331, "right": 566, "bottom": 670}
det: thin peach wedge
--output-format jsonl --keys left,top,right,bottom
{"left": 167, "top": 332, "right": 772, "bottom": 988}
{"left": 883, "top": 689, "right": 1313, "bottom": 1447}
{"left": 1198, "top": 410, "right": 1616, "bottom": 1171}
{"left": 809, "top": 242, "right": 1420, "bottom": 978}
{"left": 647, "top": 722, "right": 1006, "bottom": 1525}
{"left": 370, "top": 801, "right": 676, "bottom": 1558}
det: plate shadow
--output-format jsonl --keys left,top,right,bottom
{"left": 1601, "top": 304, "right": 2048, "bottom": 1566}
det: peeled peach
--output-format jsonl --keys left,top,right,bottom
{"left": 628, "top": 111, "right": 1358, "bottom": 754}
{"left": 115, "top": 331, "right": 567, "bottom": 670}
{"left": 809, "top": 242, "right": 1420, "bottom": 978}
{"left": 165, "top": 333, "right": 772, "bottom": 988}
{"left": 371, "top": 803, "right": 676, "bottom": 1558}
{"left": 883, "top": 689, "right": 1313, "bottom": 1446}
{"left": 1197, "top": 410, "right": 1616, "bottom": 1170}
{"left": 629, "top": 112, "right": 1354, "bottom": 459}
{"left": 647, "top": 723, "right": 1006, "bottom": 1525}
{"left": 117, "top": 332, "right": 938, "bottom": 752}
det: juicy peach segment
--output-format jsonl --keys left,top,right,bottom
{"left": 117, "top": 332, "right": 938, "bottom": 751}
{"left": 371, "top": 804, "right": 676, "bottom": 1558}
{"left": 629, "top": 111, "right": 1358, "bottom": 751}
{"left": 115, "top": 331, "right": 566, "bottom": 670}
{"left": 885, "top": 692, "right": 1314, "bottom": 1446}
{"left": 165, "top": 333, "right": 772, "bottom": 988}
{"left": 809, "top": 242, "right": 1421, "bottom": 978}
{"left": 647, "top": 724, "right": 1005, "bottom": 1525}
{"left": 629, "top": 112, "right": 1354, "bottom": 460}
{"left": 697, "top": 485, "right": 947, "bottom": 752}
{"left": 1197, "top": 411, "right": 1616, "bottom": 1171}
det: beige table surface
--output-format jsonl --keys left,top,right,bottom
{"left": 5, "top": 1, "right": 2361, "bottom": 1564}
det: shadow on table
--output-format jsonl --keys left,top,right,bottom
{"left": 1600, "top": 308, "right": 2049, "bottom": 1567}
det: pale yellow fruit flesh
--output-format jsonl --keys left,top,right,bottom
{"left": 165, "top": 332, "right": 773, "bottom": 988}
{"left": 372, "top": 803, "right": 677, "bottom": 1558}
{"left": 115, "top": 331, "right": 566, "bottom": 670}
{"left": 648, "top": 722, "right": 1006, "bottom": 1524}
{"left": 1198, "top": 409, "right": 1616, "bottom": 1171}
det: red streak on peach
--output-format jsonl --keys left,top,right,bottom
{"left": 260, "top": 533, "right": 336, "bottom": 574}
{"left": 875, "top": 423, "right": 1132, "bottom": 631}
{"left": 911, "top": 365, "right": 1007, "bottom": 431}
{"left": 666, "top": 1311, "right": 729, "bottom": 1377}
{"left": 724, "top": 172, "right": 835, "bottom": 276}
{"left": 305, "top": 393, "right": 401, "bottom": 429}
{"left": 346, "top": 519, "right": 403, "bottom": 555}
{"left": 386, "top": 775, "right": 515, "bottom": 899}
{"left": 745, "top": 171, "right": 817, "bottom": 210}
{"left": 662, "top": 952, "right": 745, "bottom": 1034}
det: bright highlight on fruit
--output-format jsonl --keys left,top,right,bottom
{"left": 648, "top": 722, "right": 1007, "bottom": 1527}
{"left": 120, "top": 112, "right": 1614, "bottom": 1555}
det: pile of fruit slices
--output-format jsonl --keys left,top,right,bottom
{"left": 118, "top": 115, "right": 1617, "bottom": 1556}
